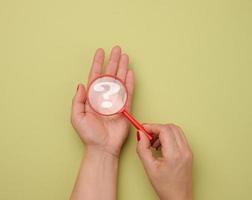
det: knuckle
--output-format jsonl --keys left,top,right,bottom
{"left": 174, "top": 124, "right": 182, "bottom": 130}
{"left": 164, "top": 124, "right": 170, "bottom": 128}
{"left": 170, "top": 123, "right": 176, "bottom": 127}
{"left": 161, "top": 124, "right": 170, "bottom": 132}
{"left": 170, "top": 123, "right": 181, "bottom": 131}
{"left": 177, "top": 124, "right": 183, "bottom": 129}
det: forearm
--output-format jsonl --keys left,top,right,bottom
{"left": 70, "top": 147, "right": 119, "bottom": 200}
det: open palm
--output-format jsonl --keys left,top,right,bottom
{"left": 71, "top": 46, "right": 134, "bottom": 156}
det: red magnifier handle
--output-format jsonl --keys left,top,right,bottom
{"left": 122, "top": 110, "right": 153, "bottom": 141}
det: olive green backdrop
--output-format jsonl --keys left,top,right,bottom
{"left": 0, "top": 0, "right": 251, "bottom": 199}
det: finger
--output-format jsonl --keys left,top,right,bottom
{"left": 88, "top": 48, "right": 105, "bottom": 84}
{"left": 105, "top": 46, "right": 121, "bottom": 75}
{"left": 143, "top": 124, "right": 179, "bottom": 158}
{"left": 169, "top": 124, "right": 185, "bottom": 150}
{"left": 147, "top": 130, "right": 161, "bottom": 150}
{"left": 117, "top": 53, "right": 129, "bottom": 82}
{"left": 152, "top": 139, "right": 161, "bottom": 149}
{"left": 71, "top": 84, "right": 86, "bottom": 119}
{"left": 136, "top": 131, "right": 155, "bottom": 170}
{"left": 143, "top": 123, "right": 167, "bottom": 151}
{"left": 150, "top": 134, "right": 159, "bottom": 146}
{"left": 177, "top": 126, "right": 192, "bottom": 152}
{"left": 125, "top": 69, "right": 134, "bottom": 111}
{"left": 143, "top": 123, "right": 163, "bottom": 134}
{"left": 177, "top": 126, "right": 189, "bottom": 145}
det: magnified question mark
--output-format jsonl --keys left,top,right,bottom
{"left": 93, "top": 81, "right": 121, "bottom": 108}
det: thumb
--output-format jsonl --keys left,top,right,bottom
{"left": 71, "top": 84, "right": 86, "bottom": 117}
{"left": 136, "top": 131, "right": 155, "bottom": 169}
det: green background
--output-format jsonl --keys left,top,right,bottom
{"left": 0, "top": 0, "right": 252, "bottom": 199}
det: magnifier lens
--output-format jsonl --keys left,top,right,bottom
{"left": 88, "top": 76, "right": 127, "bottom": 115}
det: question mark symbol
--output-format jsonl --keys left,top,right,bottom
{"left": 93, "top": 81, "right": 121, "bottom": 108}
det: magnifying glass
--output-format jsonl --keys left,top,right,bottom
{"left": 87, "top": 74, "right": 153, "bottom": 141}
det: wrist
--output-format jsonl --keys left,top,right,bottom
{"left": 159, "top": 191, "right": 192, "bottom": 200}
{"left": 73, "top": 145, "right": 119, "bottom": 200}
{"left": 84, "top": 145, "right": 120, "bottom": 162}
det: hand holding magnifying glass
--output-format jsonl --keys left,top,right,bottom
{"left": 87, "top": 75, "right": 153, "bottom": 141}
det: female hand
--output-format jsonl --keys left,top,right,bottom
{"left": 71, "top": 46, "right": 134, "bottom": 157}
{"left": 137, "top": 124, "right": 193, "bottom": 200}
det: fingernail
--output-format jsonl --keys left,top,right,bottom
{"left": 137, "top": 131, "right": 140, "bottom": 142}
{"left": 76, "top": 84, "right": 79, "bottom": 92}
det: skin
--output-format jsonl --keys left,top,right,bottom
{"left": 137, "top": 124, "right": 193, "bottom": 200}
{"left": 70, "top": 46, "right": 193, "bottom": 200}
{"left": 70, "top": 46, "right": 134, "bottom": 200}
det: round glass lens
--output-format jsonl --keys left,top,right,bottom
{"left": 87, "top": 76, "right": 127, "bottom": 115}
